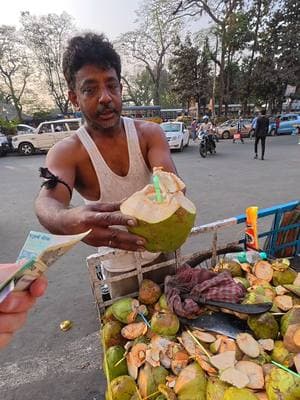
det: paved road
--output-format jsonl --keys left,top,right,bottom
{"left": 0, "top": 135, "right": 299, "bottom": 399}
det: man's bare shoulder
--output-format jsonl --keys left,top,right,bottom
{"left": 46, "top": 133, "right": 83, "bottom": 164}
{"left": 134, "top": 119, "right": 164, "bottom": 138}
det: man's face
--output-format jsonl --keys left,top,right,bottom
{"left": 69, "top": 65, "right": 122, "bottom": 131}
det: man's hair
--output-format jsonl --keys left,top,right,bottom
{"left": 62, "top": 32, "right": 121, "bottom": 90}
{"left": 261, "top": 109, "right": 266, "bottom": 115}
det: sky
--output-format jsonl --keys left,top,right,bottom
{"left": 1, "top": 0, "right": 143, "bottom": 40}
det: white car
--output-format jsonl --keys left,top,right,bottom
{"left": 160, "top": 122, "right": 190, "bottom": 151}
{"left": 15, "top": 124, "right": 35, "bottom": 135}
{"left": 11, "top": 118, "right": 81, "bottom": 155}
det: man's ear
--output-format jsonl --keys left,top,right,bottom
{"left": 68, "top": 90, "right": 79, "bottom": 110}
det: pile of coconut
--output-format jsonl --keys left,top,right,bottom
{"left": 102, "top": 263, "right": 300, "bottom": 400}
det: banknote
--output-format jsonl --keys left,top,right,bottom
{"left": 0, "top": 229, "right": 91, "bottom": 302}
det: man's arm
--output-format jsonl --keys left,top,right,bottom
{"left": 35, "top": 140, "right": 146, "bottom": 251}
{"left": 141, "top": 122, "right": 178, "bottom": 174}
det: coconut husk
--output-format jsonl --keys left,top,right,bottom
{"left": 294, "top": 353, "right": 300, "bottom": 373}
{"left": 258, "top": 339, "right": 274, "bottom": 352}
{"left": 210, "top": 351, "right": 236, "bottom": 370}
{"left": 121, "top": 322, "right": 148, "bottom": 340}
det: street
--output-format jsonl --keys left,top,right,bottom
{"left": 0, "top": 135, "right": 299, "bottom": 400}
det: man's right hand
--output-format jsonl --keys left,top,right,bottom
{"left": 63, "top": 202, "right": 147, "bottom": 251}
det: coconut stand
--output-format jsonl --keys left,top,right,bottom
{"left": 86, "top": 200, "right": 300, "bottom": 398}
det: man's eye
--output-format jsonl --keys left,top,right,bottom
{"left": 83, "top": 87, "right": 96, "bottom": 95}
{"left": 108, "top": 83, "right": 120, "bottom": 92}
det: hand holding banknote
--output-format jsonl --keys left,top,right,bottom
{"left": 0, "top": 276, "right": 48, "bottom": 349}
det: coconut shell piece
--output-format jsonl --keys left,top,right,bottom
{"left": 253, "top": 260, "right": 273, "bottom": 282}
{"left": 274, "top": 295, "right": 294, "bottom": 311}
{"left": 236, "top": 333, "right": 260, "bottom": 358}
{"left": 166, "top": 375, "right": 177, "bottom": 388}
{"left": 283, "top": 323, "right": 300, "bottom": 353}
{"left": 192, "top": 330, "right": 216, "bottom": 343}
{"left": 130, "top": 343, "right": 148, "bottom": 368}
{"left": 121, "top": 322, "right": 148, "bottom": 340}
{"left": 145, "top": 347, "right": 161, "bottom": 367}
{"left": 294, "top": 353, "right": 300, "bottom": 373}
{"left": 258, "top": 339, "right": 274, "bottom": 352}
{"left": 210, "top": 351, "right": 236, "bottom": 370}
{"left": 158, "top": 384, "right": 177, "bottom": 400}
{"left": 171, "top": 350, "right": 190, "bottom": 375}
{"left": 283, "top": 284, "right": 300, "bottom": 297}
{"left": 275, "top": 285, "right": 290, "bottom": 296}
{"left": 220, "top": 366, "right": 249, "bottom": 388}
{"left": 294, "top": 273, "right": 300, "bottom": 286}
{"left": 235, "top": 360, "right": 265, "bottom": 389}
{"left": 254, "top": 392, "right": 268, "bottom": 400}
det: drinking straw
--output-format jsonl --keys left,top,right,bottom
{"left": 153, "top": 175, "right": 162, "bottom": 203}
{"left": 138, "top": 312, "right": 151, "bottom": 328}
{"left": 271, "top": 360, "right": 300, "bottom": 378}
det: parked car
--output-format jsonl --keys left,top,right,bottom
{"left": 216, "top": 119, "right": 252, "bottom": 139}
{"left": 11, "top": 118, "right": 82, "bottom": 155}
{"left": 269, "top": 114, "right": 300, "bottom": 135}
{"left": 160, "top": 121, "right": 190, "bottom": 151}
{"left": 0, "top": 134, "right": 10, "bottom": 156}
{"left": 15, "top": 124, "right": 35, "bottom": 135}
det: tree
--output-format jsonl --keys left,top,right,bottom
{"left": 173, "top": 0, "right": 245, "bottom": 115}
{"left": 122, "top": 69, "right": 155, "bottom": 105}
{"left": 117, "top": 0, "right": 182, "bottom": 105}
{"left": 169, "top": 35, "right": 212, "bottom": 115}
{"left": 0, "top": 26, "right": 31, "bottom": 120}
{"left": 20, "top": 11, "right": 75, "bottom": 114}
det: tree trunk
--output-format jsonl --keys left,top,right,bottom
{"left": 218, "top": 27, "right": 226, "bottom": 117}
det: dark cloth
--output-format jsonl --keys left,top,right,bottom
{"left": 255, "top": 116, "right": 269, "bottom": 137}
{"left": 255, "top": 136, "right": 266, "bottom": 157}
{"left": 164, "top": 264, "right": 246, "bottom": 319}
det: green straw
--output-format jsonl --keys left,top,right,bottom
{"left": 153, "top": 175, "right": 162, "bottom": 203}
{"left": 271, "top": 360, "right": 300, "bottom": 378}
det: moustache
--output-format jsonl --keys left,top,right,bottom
{"left": 96, "top": 103, "right": 116, "bottom": 116}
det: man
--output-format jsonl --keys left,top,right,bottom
{"left": 254, "top": 109, "right": 270, "bottom": 160}
{"left": 0, "top": 277, "right": 47, "bottom": 349}
{"left": 190, "top": 119, "right": 197, "bottom": 141}
{"left": 232, "top": 117, "right": 245, "bottom": 144}
{"left": 197, "top": 116, "right": 216, "bottom": 150}
{"left": 35, "top": 33, "right": 178, "bottom": 296}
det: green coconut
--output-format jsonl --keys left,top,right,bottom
{"left": 159, "top": 294, "right": 170, "bottom": 311}
{"left": 174, "top": 362, "right": 207, "bottom": 400}
{"left": 138, "top": 279, "right": 162, "bottom": 305}
{"left": 104, "top": 345, "right": 128, "bottom": 381}
{"left": 151, "top": 311, "right": 180, "bottom": 336}
{"left": 103, "top": 320, "right": 125, "bottom": 349}
{"left": 106, "top": 375, "right": 137, "bottom": 400}
{"left": 223, "top": 387, "right": 258, "bottom": 400}
{"left": 247, "top": 312, "right": 279, "bottom": 339}
{"left": 234, "top": 277, "right": 250, "bottom": 289}
{"left": 137, "top": 363, "right": 169, "bottom": 399}
{"left": 103, "top": 305, "right": 117, "bottom": 323}
{"left": 206, "top": 377, "right": 229, "bottom": 400}
{"left": 215, "top": 261, "right": 243, "bottom": 277}
{"left": 265, "top": 367, "right": 300, "bottom": 400}
{"left": 271, "top": 341, "right": 294, "bottom": 367}
{"left": 112, "top": 298, "right": 139, "bottom": 324}
{"left": 273, "top": 268, "right": 297, "bottom": 286}
{"left": 281, "top": 308, "right": 300, "bottom": 336}
{"left": 120, "top": 168, "right": 196, "bottom": 253}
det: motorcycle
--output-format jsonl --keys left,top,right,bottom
{"left": 198, "top": 130, "right": 217, "bottom": 158}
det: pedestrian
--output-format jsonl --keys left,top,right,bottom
{"left": 190, "top": 118, "right": 197, "bottom": 141}
{"left": 233, "top": 117, "right": 245, "bottom": 143}
{"left": 0, "top": 276, "right": 47, "bottom": 349}
{"left": 275, "top": 115, "right": 281, "bottom": 135}
{"left": 250, "top": 113, "right": 258, "bottom": 139}
{"left": 254, "top": 109, "right": 270, "bottom": 160}
{"left": 35, "top": 32, "right": 179, "bottom": 297}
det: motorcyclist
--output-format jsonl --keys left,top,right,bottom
{"left": 198, "top": 116, "right": 216, "bottom": 150}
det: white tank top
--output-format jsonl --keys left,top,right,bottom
{"left": 76, "top": 117, "right": 160, "bottom": 272}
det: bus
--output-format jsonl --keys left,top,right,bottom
{"left": 160, "top": 108, "right": 188, "bottom": 121}
{"left": 122, "top": 105, "right": 162, "bottom": 123}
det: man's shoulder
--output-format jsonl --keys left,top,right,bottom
{"left": 133, "top": 119, "right": 163, "bottom": 135}
{"left": 47, "top": 133, "right": 82, "bottom": 162}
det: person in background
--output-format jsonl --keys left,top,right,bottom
{"left": 250, "top": 112, "right": 258, "bottom": 139}
{"left": 275, "top": 115, "right": 281, "bottom": 136}
{"left": 0, "top": 276, "right": 47, "bottom": 349}
{"left": 190, "top": 118, "right": 198, "bottom": 141}
{"left": 254, "top": 109, "right": 270, "bottom": 160}
{"left": 233, "top": 117, "right": 245, "bottom": 143}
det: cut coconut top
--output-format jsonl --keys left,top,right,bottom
{"left": 121, "top": 170, "right": 196, "bottom": 223}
